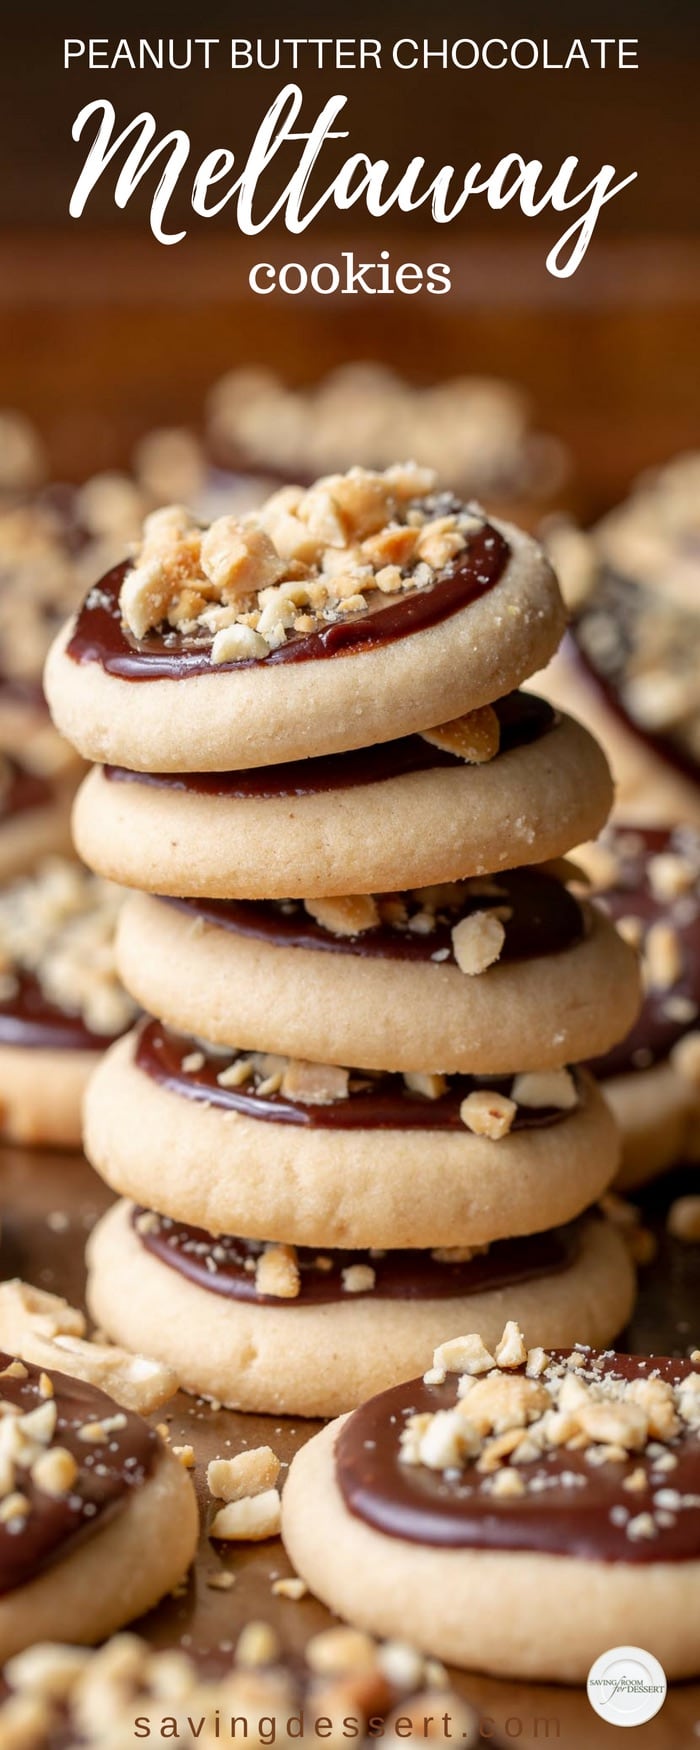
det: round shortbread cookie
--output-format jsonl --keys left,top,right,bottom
{"left": 86, "top": 1203, "right": 634, "bottom": 1419}
{"left": 84, "top": 1029, "right": 620, "bottom": 1249}
{"left": 45, "top": 503, "right": 565, "bottom": 772}
{"left": 0, "top": 1353, "right": 198, "bottom": 1660}
{"left": 0, "top": 1044, "right": 105, "bottom": 1149}
{"left": 0, "top": 759, "right": 72, "bottom": 883}
{"left": 607, "top": 1061, "right": 700, "bottom": 1191}
{"left": 582, "top": 824, "right": 700, "bottom": 1187}
{"left": 72, "top": 705, "right": 612, "bottom": 899}
{"left": 531, "top": 639, "right": 700, "bottom": 827}
{"left": 0, "top": 859, "right": 137, "bottom": 1147}
{"left": 281, "top": 1348, "right": 700, "bottom": 1682}
{"left": 116, "top": 883, "right": 640, "bottom": 1074}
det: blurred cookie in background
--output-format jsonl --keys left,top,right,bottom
{"left": 0, "top": 411, "right": 47, "bottom": 507}
{"left": 0, "top": 756, "right": 72, "bottom": 882}
{"left": 534, "top": 454, "right": 700, "bottom": 825}
{"left": 0, "top": 857, "right": 137, "bottom": 1147}
{"left": 581, "top": 823, "right": 700, "bottom": 1189}
{"left": 204, "top": 363, "right": 571, "bottom": 528}
{"left": 0, "top": 430, "right": 149, "bottom": 774}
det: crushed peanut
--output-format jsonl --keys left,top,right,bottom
{"left": 0, "top": 1280, "right": 177, "bottom": 1413}
{"left": 254, "top": 1245, "right": 300, "bottom": 1301}
{"left": 0, "top": 859, "right": 136, "bottom": 1040}
{"left": 459, "top": 1089, "right": 517, "bottom": 1140}
{"left": 117, "top": 466, "right": 488, "bottom": 661}
{"left": 208, "top": 1447, "right": 281, "bottom": 1502}
{"left": 422, "top": 705, "right": 501, "bottom": 765}
{"left": 451, "top": 910, "right": 506, "bottom": 975}
{"left": 209, "top": 1489, "right": 282, "bottom": 1542}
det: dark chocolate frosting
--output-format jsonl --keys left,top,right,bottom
{"left": 161, "top": 864, "right": 584, "bottom": 968}
{"left": 132, "top": 1208, "right": 581, "bottom": 1307}
{"left": 588, "top": 825, "right": 700, "bottom": 1080}
{"left": 104, "top": 691, "right": 556, "bottom": 802}
{"left": 0, "top": 971, "right": 113, "bottom": 1052}
{"left": 66, "top": 520, "right": 509, "bottom": 680}
{"left": 0, "top": 1353, "right": 158, "bottom": 1595}
{"left": 135, "top": 1019, "right": 581, "bottom": 1132}
{"left": 336, "top": 1352, "right": 700, "bottom": 1565}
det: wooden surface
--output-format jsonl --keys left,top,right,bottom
{"left": 0, "top": 232, "right": 698, "bottom": 517}
{"left": 1, "top": 1141, "right": 698, "bottom": 1748}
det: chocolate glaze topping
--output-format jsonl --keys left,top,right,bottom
{"left": 336, "top": 1352, "right": 700, "bottom": 1564}
{"left": 132, "top": 1209, "right": 581, "bottom": 1307}
{"left": 0, "top": 1353, "right": 158, "bottom": 1595}
{"left": 104, "top": 691, "right": 556, "bottom": 802}
{"left": 162, "top": 865, "right": 584, "bottom": 967}
{"left": 135, "top": 1020, "right": 580, "bottom": 1132}
{"left": 0, "top": 971, "right": 111, "bottom": 1052}
{"left": 67, "top": 522, "right": 509, "bottom": 680}
{"left": 588, "top": 825, "right": 700, "bottom": 1081}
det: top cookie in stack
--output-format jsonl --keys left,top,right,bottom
{"left": 46, "top": 464, "right": 611, "bottom": 895}
{"left": 44, "top": 465, "right": 640, "bottom": 1419}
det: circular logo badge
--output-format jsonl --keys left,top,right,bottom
{"left": 587, "top": 1646, "right": 667, "bottom": 1727}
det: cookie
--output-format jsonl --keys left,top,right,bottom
{"left": 206, "top": 364, "right": 570, "bottom": 525}
{"left": 0, "top": 858, "right": 137, "bottom": 1146}
{"left": 84, "top": 1027, "right": 619, "bottom": 1248}
{"left": 45, "top": 469, "right": 566, "bottom": 772}
{"left": 0, "top": 1620, "right": 493, "bottom": 1749}
{"left": 0, "top": 1351, "right": 198, "bottom": 1659}
{"left": 582, "top": 824, "right": 700, "bottom": 1187}
{"left": 0, "top": 481, "right": 146, "bottom": 777}
{"left": 115, "top": 872, "right": 640, "bottom": 1074}
{"left": 529, "top": 637, "right": 700, "bottom": 827}
{"left": 534, "top": 457, "right": 700, "bottom": 824}
{"left": 71, "top": 698, "right": 612, "bottom": 899}
{"left": 87, "top": 1203, "right": 633, "bottom": 1418}
{"left": 282, "top": 1330, "right": 700, "bottom": 1681}
{"left": 0, "top": 757, "right": 73, "bottom": 883}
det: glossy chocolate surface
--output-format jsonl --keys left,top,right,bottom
{"left": 336, "top": 1351, "right": 700, "bottom": 1564}
{"left": 135, "top": 1020, "right": 579, "bottom": 1132}
{"left": 133, "top": 1211, "right": 580, "bottom": 1308}
{"left": 0, "top": 1352, "right": 158, "bottom": 1594}
{"left": 162, "top": 865, "right": 584, "bottom": 967}
{"left": 589, "top": 825, "right": 700, "bottom": 1080}
{"left": 67, "top": 522, "right": 508, "bottom": 680}
{"left": 104, "top": 691, "right": 556, "bottom": 802}
{"left": 0, "top": 971, "right": 110, "bottom": 1052}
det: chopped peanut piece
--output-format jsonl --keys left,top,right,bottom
{"left": 433, "top": 1334, "right": 495, "bottom": 1376}
{"left": 452, "top": 911, "right": 506, "bottom": 975}
{"left": 304, "top": 895, "right": 380, "bottom": 937}
{"left": 255, "top": 1245, "right": 300, "bottom": 1300}
{"left": 459, "top": 1089, "right": 516, "bottom": 1140}
{"left": 280, "top": 1059, "right": 350, "bottom": 1105}
{"left": 208, "top": 1447, "right": 281, "bottom": 1502}
{"left": 511, "top": 1069, "right": 578, "bottom": 1110}
{"left": 422, "top": 705, "right": 500, "bottom": 765}
{"left": 210, "top": 1489, "right": 282, "bottom": 1542}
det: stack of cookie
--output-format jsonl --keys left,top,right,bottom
{"left": 45, "top": 463, "right": 641, "bottom": 1417}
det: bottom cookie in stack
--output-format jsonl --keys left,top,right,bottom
{"left": 88, "top": 1201, "right": 635, "bottom": 1419}
{"left": 85, "top": 1025, "right": 635, "bottom": 1416}
{"left": 282, "top": 1324, "right": 700, "bottom": 1682}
